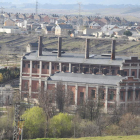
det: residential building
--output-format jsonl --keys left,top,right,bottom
{"left": 55, "top": 24, "right": 73, "bottom": 35}
{"left": 4, "top": 19, "right": 15, "bottom": 26}
{"left": 0, "top": 26, "right": 21, "bottom": 34}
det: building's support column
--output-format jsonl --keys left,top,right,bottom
{"left": 30, "top": 61, "right": 32, "bottom": 76}
{"left": 133, "top": 83, "right": 136, "bottom": 102}
{"left": 49, "top": 62, "right": 52, "bottom": 75}
{"left": 75, "top": 84, "right": 78, "bottom": 106}
{"left": 116, "top": 85, "right": 120, "bottom": 107}
{"left": 69, "top": 63, "right": 71, "bottom": 72}
{"left": 86, "top": 84, "right": 88, "bottom": 101}
{"left": 29, "top": 78, "right": 32, "bottom": 97}
{"left": 65, "top": 83, "right": 68, "bottom": 94}
{"left": 129, "top": 69, "right": 131, "bottom": 76}
{"left": 105, "top": 86, "right": 108, "bottom": 113}
{"left": 39, "top": 61, "right": 42, "bottom": 78}
{"left": 99, "top": 65, "right": 101, "bottom": 74}
{"left": 59, "top": 63, "right": 62, "bottom": 71}
{"left": 137, "top": 69, "right": 139, "bottom": 78}
{"left": 39, "top": 79, "right": 41, "bottom": 93}
{"left": 96, "top": 86, "right": 99, "bottom": 103}
{"left": 125, "top": 84, "right": 128, "bottom": 110}
{"left": 45, "top": 80, "right": 47, "bottom": 92}
{"left": 20, "top": 58, "right": 23, "bottom": 99}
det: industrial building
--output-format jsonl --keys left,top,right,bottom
{"left": 20, "top": 36, "right": 140, "bottom": 112}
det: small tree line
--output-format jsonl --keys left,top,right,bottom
{"left": 0, "top": 67, "right": 20, "bottom": 83}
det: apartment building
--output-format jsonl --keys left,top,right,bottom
{"left": 20, "top": 36, "right": 140, "bottom": 112}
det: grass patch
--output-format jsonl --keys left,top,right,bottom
{"left": 30, "top": 135, "right": 140, "bottom": 140}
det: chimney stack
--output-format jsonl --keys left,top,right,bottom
{"left": 111, "top": 40, "right": 116, "bottom": 60}
{"left": 38, "top": 36, "right": 42, "bottom": 57}
{"left": 58, "top": 37, "right": 62, "bottom": 57}
{"left": 85, "top": 38, "right": 90, "bottom": 59}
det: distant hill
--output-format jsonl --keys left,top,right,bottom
{"left": 0, "top": 2, "right": 140, "bottom": 10}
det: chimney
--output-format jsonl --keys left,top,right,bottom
{"left": 38, "top": 36, "right": 42, "bottom": 57}
{"left": 85, "top": 38, "right": 90, "bottom": 59}
{"left": 111, "top": 40, "right": 116, "bottom": 60}
{"left": 58, "top": 37, "right": 62, "bottom": 57}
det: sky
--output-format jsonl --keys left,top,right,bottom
{"left": 1, "top": 0, "right": 140, "bottom": 5}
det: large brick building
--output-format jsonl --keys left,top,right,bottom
{"left": 20, "top": 37, "right": 140, "bottom": 112}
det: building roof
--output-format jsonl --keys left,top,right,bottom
{"left": 48, "top": 72, "right": 125, "bottom": 85}
{"left": 23, "top": 51, "right": 130, "bottom": 66}
{"left": 57, "top": 24, "right": 73, "bottom": 29}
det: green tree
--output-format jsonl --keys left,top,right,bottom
{"left": 49, "top": 113, "right": 73, "bottom": 138}
{"left": 22, "top": 106, "right": 46, "bottom": 139}
{"left": 124, "top": 30, "right": 132, "bottom": 36}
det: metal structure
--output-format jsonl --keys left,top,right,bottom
{"left": 77, "top": 2, "right": 82, "bottom": 29}
{"left": 13, "top": 103, "right": 20, "bottom": 140}
{"left": 0, "top": 7, "right": 4, "bottom": 14}
{"left": 36, "top": 0, "right": 38, "bottom": 15}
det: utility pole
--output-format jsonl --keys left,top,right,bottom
{"left": 77, "top": 2, "right": 82, "bottom": 30}
{"left": 0, "top": 7, "right": 5, "bottom": 25}
{"left": 13, "top": 103, "right": 20, "bottom": 140}
{"left": 36, "top": 0, "right": 38, "bottom": 15}
{"left": 0, "top": 7, "right": 4, "bottom": 14}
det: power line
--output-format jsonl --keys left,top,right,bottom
{"left": 36, "top": 0, "right": 38, "bottom": 14}
{"left": 0, "top": 7, "right": 4, "bottom": 14}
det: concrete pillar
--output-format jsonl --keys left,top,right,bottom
{"left": 39, "top": 61, "right": 42, "bottom": 77}
{"left": 45, "top": 81, "right": 47, "bottom": 92}
{"left": 137, "top": 69, "right": 139, "bottom": 78}
{"left": 105, "top": 86, "right": 108, "bottom": 113}
{"left": 65, "top": 83, "right": 68, "bottom": 95}
{"left": 86, "top": 84, "right": 88, "bottom": 101}
{"left": 49, "top": 62, "right": 52, "bottom": 75}
{"left": 69, "top": 63, "right": 71, "bottom": 72}
{"left": 116, "top": 85, "right": 120, "bottom": 107}
{"left": 133, "top": 83, "right": 136, "bottom": 102}
{"left": 75, "top": 84, "right": 78, "bottom": 105}
{"left": 29, "top": 78, "right": 32, "bottom": 97}
{"left": 30, "top": 61, "right": 32, "bottom": 76}
{"left": 39, "top": 79, "right": 41, "bottom": 92}
{"left": 125, "top": 84, "right": 128, "bottom": 110}
{"left": 129, "top": 69, "right": 131, "bottom": 76}
{"left": 59, "top": 63, "right": 62, "bottom": 71}
{"left": 96, "top": 86, "right": 99, "bottom": 103}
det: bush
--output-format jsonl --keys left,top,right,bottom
{"left": 49, "top": 113, "right": 73, "bottom": 138}
{"left": 124, "top": 31, "right": 132, "bottom": 36}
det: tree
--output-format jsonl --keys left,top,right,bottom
{"left": 22, "top": 106, "right": 46, "bottom": 139}
{"left": 38, "top": 89, "right": 56, "bottom": 138}
{"left": 54, "top": 82, "right": 73, "bottom": 113}
{"left": 124, "top": 30, "right": 132, "bottom": 36}
{"left": 49, "top": 113, "right": 73, "bottom": 138}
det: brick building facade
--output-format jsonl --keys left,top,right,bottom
{"left": 20, "top": 37, "right": 140, "bottom": 112}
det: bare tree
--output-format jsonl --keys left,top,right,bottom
{"left": 54, "top": 81, "right": 73, "bottom": 113}
{"left": 38, "top": 88, "right": 56, "bottom": 138}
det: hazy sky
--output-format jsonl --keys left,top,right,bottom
{"left": 1, "top": 0, "right": 140, "bottom": 5}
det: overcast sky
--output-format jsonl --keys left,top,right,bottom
{"left": 1, "top": 0, "right": 140, "bottom": 5}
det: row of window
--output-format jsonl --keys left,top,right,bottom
{"left": 120, "top": 91, "right": 139, "bottom": 100}
{"left": 23, "top": 64, "right": 70, "bottom": 71}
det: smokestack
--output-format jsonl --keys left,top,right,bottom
{"left": 58, "top": 37, "right": 62, "bottom": 57}
{"left": 38, "top": 36, "right": 42, "bottom": 57}
{"left": 85, "top": 38, "right": 90, "bottom": 59}
{"left": 111, "top": 40, "right": 116, "bottom": 60}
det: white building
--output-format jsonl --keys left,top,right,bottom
{"left": 0, "top": 84, "right": 13, "bottom": 105}
{"left": 0, "top": 26, "right": 21, "bottom": 34}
